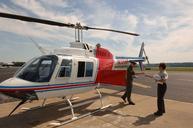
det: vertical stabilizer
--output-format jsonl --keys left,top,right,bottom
{"left": 139, "top": 42, "right": 145, "bottom": 70}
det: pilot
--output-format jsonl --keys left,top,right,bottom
{"left": 153, "top": 63, "right": 168, "bottom": 116}
{"left": 94, "top": 43, "right": 101, "bottom": 56}
{"left": 121, "top": 61, "right": 136, "bottom": 105}
{"left": 96, "top": 43, "right": 101, "bottom": 49}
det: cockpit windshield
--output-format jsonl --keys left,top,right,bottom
{"left": 16, "top": 55, "right": 58, "bottom": 82}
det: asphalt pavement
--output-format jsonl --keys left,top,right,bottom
{"left": 102, "top": 71, "right": 193, "bottom": 103}
{"left": 134, "top": 71, "right": 193, "bottom": 103}
{"left": 0, "top": 88, "right": 193, "bottom": 128}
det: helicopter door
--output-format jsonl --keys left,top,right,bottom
{"left": 74, "top": 59, "right": 96, "bottom": 83}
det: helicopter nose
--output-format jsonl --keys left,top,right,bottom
{"left": 0, "top": 81, "right": 12, "bottom": 102}
{"left": 0, "top": 78, "right": 38, "bottom": 101}
{"left": 0, "top": 93, "right": 10, "bottom": 103}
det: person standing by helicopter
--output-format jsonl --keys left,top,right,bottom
{"left": 94, "top": 43, "right": 101, "bottom": 56}
{"left": 121, "top": 61, "right": 136, "bottom": 105}
{"left": 145, "top": 63, "right": 168, "bottom": 116}
{"left": 153, "top": 63, "right": 168, "bottom": 116}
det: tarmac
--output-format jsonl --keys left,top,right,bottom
{"left": 0, "top": 86, "right": 193, "bottom": 128}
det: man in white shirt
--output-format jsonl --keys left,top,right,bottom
{"left": 154, "top": 63, "right": 168, "bottom": 116}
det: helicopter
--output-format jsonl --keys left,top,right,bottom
{"left": 0, "top": 12, "right": 149, "bottom": 124}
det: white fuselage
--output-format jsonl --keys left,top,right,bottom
{"left": 0, "top": 47, "right": 99, "bottom": 100}
{"left": 36, "top": 55, "right": 98, "bottom": 99}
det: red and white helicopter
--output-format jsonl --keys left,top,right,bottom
{"left": 0, "top": 12, "right": 148, "bottom": 123}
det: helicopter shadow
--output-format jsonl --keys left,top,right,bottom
{"left": 132, "top": 113, "right": 158, "bottom": 126}
{"left": 93, "top": 102, "right": 158, "bottom": 127}
{"left": 96, "top": 91, "right": 158, "bottom": 126}
{"left": 0, "top": 89, "right": 158, "bottom": 128}
{"left": 0, "top": 96, "right": 102, "bottom": 128}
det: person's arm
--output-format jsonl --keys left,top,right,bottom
{"left": 158, "top": 72, "right": 168, "bottom": 83}
{"left": 157, "top": 79, "right": 165, "bottom": 83}
{"left": 135, "top": 72, "right": 145, "bottom": 76}
{"left": 130, "top": 67, "right": 138, "bottom": 78}
{"left": 125, "top": 71, "right": 127, "bottom": 81}
{"left": 133, "top": 72, "right": 144, "bottom": 78}
{"left": 144, "top": 74, "right": 153, "bottom": 78}
{"left": 132, "top": 70, "right": 135, "bottom": 75}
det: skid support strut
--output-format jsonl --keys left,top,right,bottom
{"left": 65, "top": 97, "right": 77, "bottom": 120}
{"left": 96, "top": 88, "right": 104, "bottom": 108}
{"left": 49, "top": 86, "right": 111, "bottom": 126}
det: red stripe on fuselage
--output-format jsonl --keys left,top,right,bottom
{"left": 0, "top": 82, "right": 96, "bottom": 92}
{"left": 95, "top": 47, "right": 127, "bottom": 86}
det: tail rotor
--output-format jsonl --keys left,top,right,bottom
{"left": 138, "top": 42, "right": 149, "bottom": 71}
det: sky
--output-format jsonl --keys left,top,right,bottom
{"left": 0, "top": 0, "right": 193, "bottom": 63}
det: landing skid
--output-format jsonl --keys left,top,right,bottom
{"left": 21, "top": 98, "right": 47, "bottom": 111}
{"left": 49, "top": 88, "right": 112, "bottom": 126}
{"left": 50, "top": 104, "right": 111, "bottom": 126}
{"left": 8, "top": 99, "right": 27, "bottom": 116}
{"left": 20, "top": 96, "right": 80, "bottom": 111}
{"left": 70, "top": 96, "right": 79, "bottom": 101}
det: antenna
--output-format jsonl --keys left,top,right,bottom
{"left": 27, "top": 36, "right": 47, "bottom": 54}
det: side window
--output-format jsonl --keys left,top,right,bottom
{"left": 58, "top": 59, "right": 72, "bottom": 77}
{"left": 77, "top": 61, "right": 85, "bottom": 77}
{"left": 85, "top": 62, "right": 93, "bottom": 77}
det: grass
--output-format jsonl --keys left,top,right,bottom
{"left": 145, "top": 67, "right": 193, "bottom": 72}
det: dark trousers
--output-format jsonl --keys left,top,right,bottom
{"left": 157, "top": 83, "right": 167, "bottom": 113}
{"left": 122, "top": 81, "right": 133, "bottom": 102}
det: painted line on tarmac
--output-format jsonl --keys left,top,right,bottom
{"left": 133, "top": 82, "right": 151, "bottom": 88}
{"left": 177, "top": 79, "right": 193, "bottom": 82}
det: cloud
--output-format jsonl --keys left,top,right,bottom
{"left": 137, "top": 0, "right": 193, "bottom": 62}
{"left": 11, "top": 0, "right": 84, "bottom": 23}
{"left": 143, "top": 16, "right": 168, "bottom": 30}
{"left": 0, "top": 0, "right": 193, "bottom": 63}
{"left": 145, "top": 23, "right": 193, "bottom": 62}
{"left": 0, "top": 1, "right": 85, "bottom": 44}
{"left": 82, "top": 1, "right": 139, "bottom": 57}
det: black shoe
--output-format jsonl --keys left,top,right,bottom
{"left": 121, "top": 97, "right": 126, "bottom": 103}
{"left": 154, "top": 111, "right": 163, "bottom": 116}
{"left": 128, "top": 101, "right": 135, "bottom": 105}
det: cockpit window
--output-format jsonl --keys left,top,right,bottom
{"left": 39, "top": 60, "right": 52, "bottom": 78}
{"left": 16, "top": 55, "right": 58, "bottom": 82}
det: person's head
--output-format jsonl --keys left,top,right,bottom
{"left": 96, "top": 43, "right": 101, "bottom": 48}
{"left": 130, "top": 61, "right": 137, "bottom": 67}
{"left": 159, "top": 63, "right": 166, "bottom": 71}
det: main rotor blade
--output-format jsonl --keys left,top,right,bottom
{"left": 0, "top": 12, "right": 140, "bottom": 36}
{"left": 0, "top": 12, "right": 75, "bottom": 28}
{"left": 84, "top": 26, "right": 140, "bottom": 36}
